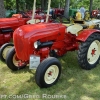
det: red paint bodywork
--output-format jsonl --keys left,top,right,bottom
{"left": 77, "top": 29, "right": 100, "bottom": 42}
{"left": 0, "top": 14, "right": 30, "bottom": 46}
{"left": 92, "top": 10, "right": 99, "bottom": 17}
{"left": 13, "top": 23, "right": 78, "bottom": 61}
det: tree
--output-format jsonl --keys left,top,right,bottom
{"left": 0, "top": 0, "right": 6, "bottom": 17}
{"left": 64, "top": 0, "right": 70, "bottom": 18}
{"left": 89, "top": 0, "right": 93, "bottom": 13}
{"left": 41, "top": 0, "right": 47, "bottom": 10}
{"left": 16, "top": 0, "right": 19, "bottom": 13}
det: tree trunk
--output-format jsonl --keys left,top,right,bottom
{"left": 59, "top": 0, "right": 61, "bottom": 8}
{"left": 64, "top": 0, "right": 70, "bottom": 18}
{"left": 89, "top": 0, "right": 93, "bottom": 13}
{"left": 25, "top": 0, "right": 30, "bottom": 10}
{"left": 41, "top": 0, "right": 47, "bottom": 10}
{"left": 16, "top": 0, "right": 19, "bottom": 13}
{"left": 0, "top": 0, "right": 5, "bottom": 18}
{"left": 41, "top": 0, "right": 44, "bottom": 10}
{"left": 44, "top": 0, "right": 47, "bottom": 10}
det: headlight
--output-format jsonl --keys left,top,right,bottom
{"left": 34, "top": 41, "right": 38, "bottom": 49}
{"left": 34, "top": 41, "right": 41, "bottom": 49}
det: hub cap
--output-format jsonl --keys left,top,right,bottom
{"left": 13, "top": 54, "right": 20, "bottom": 66}
{"left": 13, "top": 54, "right": 25, "bottom": 67}
{"left": 44, "top": 65, "right": 59, "bottom": 84}
{"left": 87, "top": 40, "right": 100, "bottom": 64}
{"left": 2, "top": 46, "right": 12, "bottom": 59}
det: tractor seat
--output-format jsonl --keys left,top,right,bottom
{"left": 66, "top": 24, "right": 83, "bottom": 35}
{"left": 74, "top": 20, "right": 84, "bottom": 24}
{"left": 80, "top": 24, "right": 88, "bottom": 29}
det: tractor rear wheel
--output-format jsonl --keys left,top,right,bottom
{"left": 0, "top": 43, "right": 14, "bottom": 62}
{"left": 35, "top": 57, "right": 61, "bottom": 88}
{"left": 78, "top": 33, "right": 100, "bottom": 70}
{"left": 6, "top": 47, "right": 26, "bottom": 71}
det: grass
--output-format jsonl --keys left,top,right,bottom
{"left": 0, "top": 51, "right": 100, "bottom": 100}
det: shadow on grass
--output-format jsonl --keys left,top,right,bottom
{"left": 10, "top": 66, "right": 35, "bottom": 74}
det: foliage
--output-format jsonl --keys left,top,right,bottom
{"left": 51, "top": 0, "right": 65, "bottom": 8}
{"left": 4, "top": 0, "right": 40, "bottom": 11}
{"left": 3, "top": 0, "right": 100, "bottom": 11}
{"left": 70, "top": 0, "right": 100, "bottom": 10}
{"left": 4, "top": 0, "right": 16, "bottom": 10}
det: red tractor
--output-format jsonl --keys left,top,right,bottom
{"left": 51, "top": 8, "right": 64, "bottom": 19}
{"left": 0, "top": 13, "right": 32, "bottom": 61}
{"left": 0, "top": 13, "right": 31, "bottom": 62}
{"left": 1, "top": 0, "right": 100, "bottom": 88}
{"left": 0, "top": 14, "right": 31, "bottom": 47}
{"left": 5, "top": 22, "right": 100, "bottom": 88}
{"left": 92, "top": 9, "right": 100, "bottom": 19}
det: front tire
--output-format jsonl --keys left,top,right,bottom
{"left": 6, "top": 47, "right": 26, "bottom": 71}
{"left": 0, "top": 43, "right": 14, "bottom": 62}
{"left": 78, "top": 33, "right": 100, "bottom": 70}
{"left": 35, "top": 57, "right": 61, "bottom": 88}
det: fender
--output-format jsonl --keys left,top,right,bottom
{"left": 76, "top": 29, "right": 100, "bottom": 42}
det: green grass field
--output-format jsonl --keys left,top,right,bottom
{"left": 0, "top": 51, "right": 100, "bottom": 100}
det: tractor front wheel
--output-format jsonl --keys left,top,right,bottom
{"left": 0, "top": 43, "right": 14, "bottom": 62}
{"left": 35, "top": 57, "right": 61, "bottom": 88}
{"left": 6, "top": 47, "right": 26, "bottom": 71}
{"left": 78, "top": 33, "right": 100, "bottom": 70}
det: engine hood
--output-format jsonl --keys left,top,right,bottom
{"left": 14, "top": 23, "right": 60, "bottom": 42}
{"left": 0, "top": 18, "right": 19, "bottom": 28}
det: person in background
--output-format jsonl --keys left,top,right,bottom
{"left": 80, "top": 6, "right": 86, "bottom": 19}
{"left": 49, "top": 7, "right": 53, "bottom": 15}
{"left": 76, "top": 9, "right": 82, "bottom": 20}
